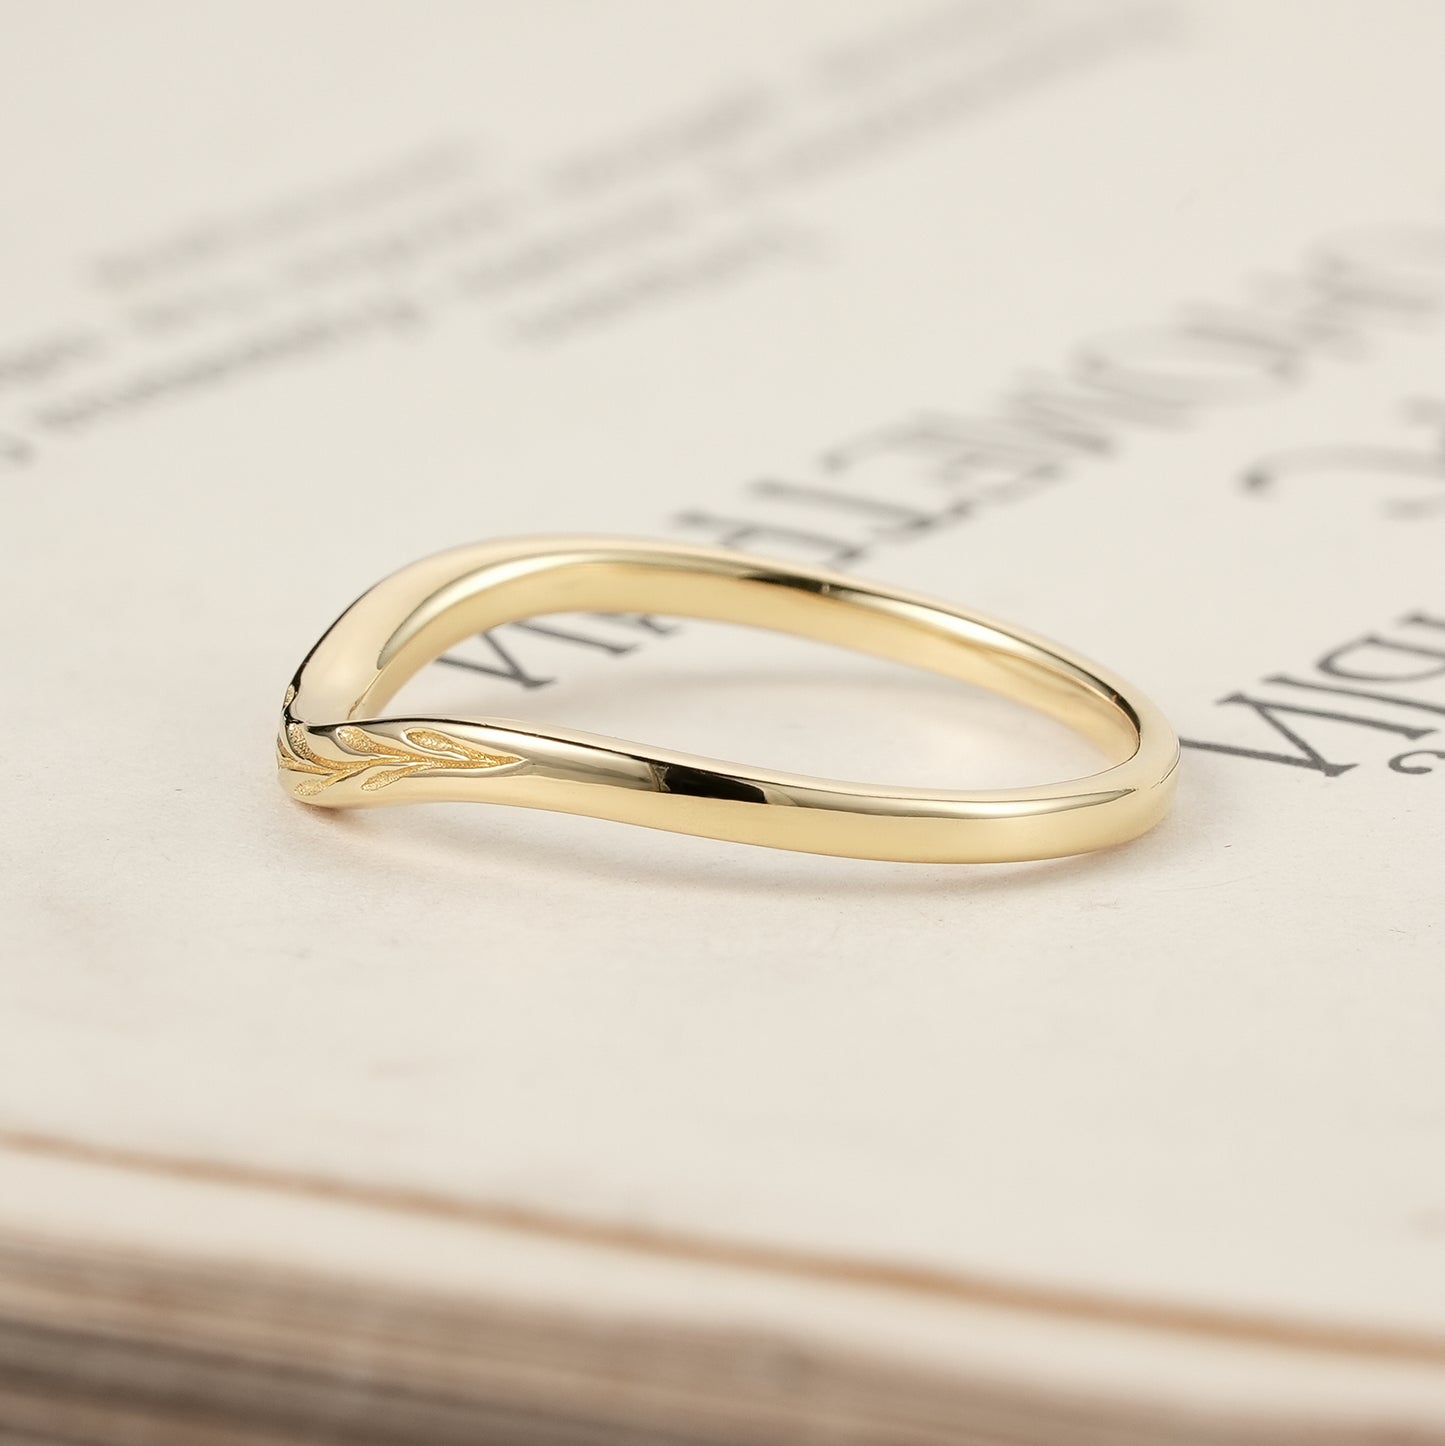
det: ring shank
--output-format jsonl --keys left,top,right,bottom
{"left": 280, "top": 537, "right": 1178, "bottom": 862}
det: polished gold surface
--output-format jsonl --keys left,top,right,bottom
{"left": 278, "top": 536, "right": 1179, "bottom": 862}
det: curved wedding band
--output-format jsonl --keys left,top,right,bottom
{"left": 277, "top": 536, "right": 1179, "bottom": 862}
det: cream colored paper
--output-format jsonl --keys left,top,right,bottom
{"left": 2, "top": 0, "right": 1443, "bottom": 1435}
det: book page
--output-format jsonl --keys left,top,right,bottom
{"left": 2, "top": 0, "right": 1443, "bottom": 1427}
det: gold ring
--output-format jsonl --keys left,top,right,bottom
{"left": 277, "top": 536, "right": 1179, "bottom": 863}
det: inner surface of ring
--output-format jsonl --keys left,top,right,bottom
{"left": 296, "top": 547, "right": 1141, "bottom": 763}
